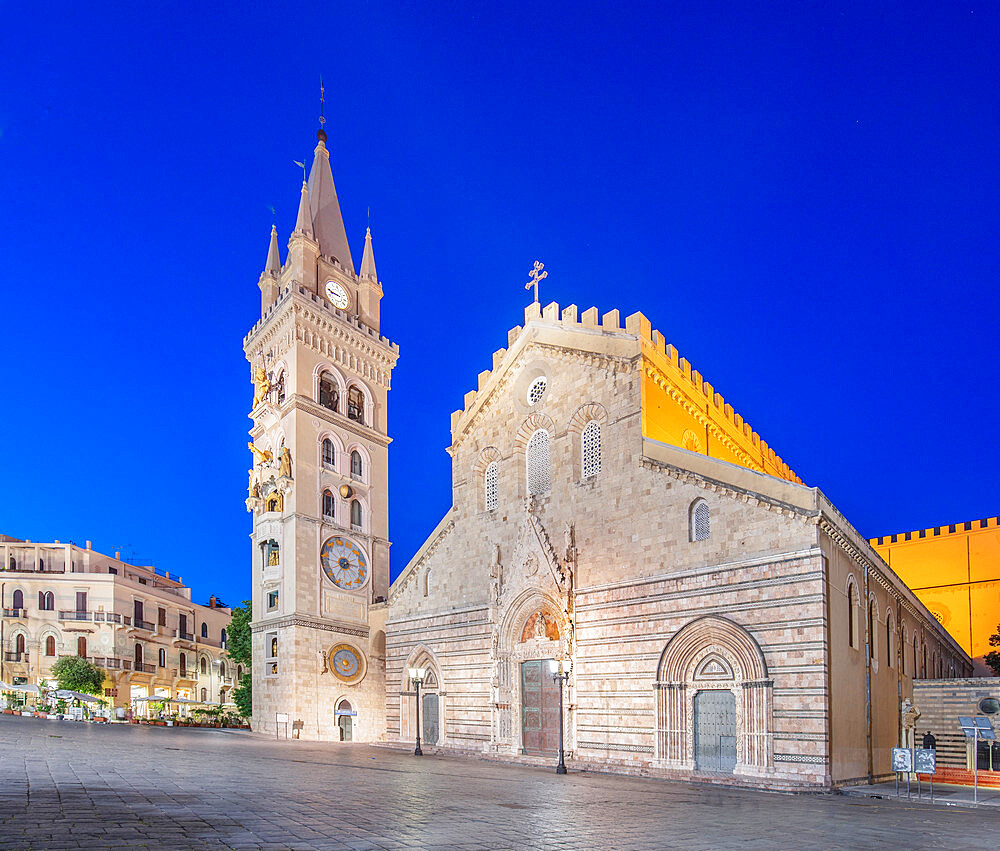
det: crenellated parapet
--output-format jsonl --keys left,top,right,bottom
{"left": 449, "top": 299, "right": 801, "bottom": 485}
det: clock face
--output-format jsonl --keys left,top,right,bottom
{"left": 320, "top": 537, "right": 368, "bottom": 590}
{"left": 325, "top": 280, "right": 349, "bottom": 310}
{"left": 329, "top": 643, "right": 366, "bottom": 684}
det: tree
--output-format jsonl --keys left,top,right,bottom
{"left": 50, "top": 656, "right": 106, "bottom": 695}
{"left": 227, "top": 600, "right": 252, "bottom": 718}
{"left": 985, "top": 624, "right": 1000, "bottom": 676}
{"left": 227, "top": 600, "right": 252, "bottom": 667}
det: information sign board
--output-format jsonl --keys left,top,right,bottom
{"left": 914, "top": 748, "right": 936, "bottom": 774}
{"left": 891, "top": 747, "right": 913, "bottom": 773}
{"left": 275, "top": 712, "right": 289, "bottom": 723}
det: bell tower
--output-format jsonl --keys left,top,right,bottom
{"left": 243, "top": 125, "right": 398, "bottom": 741}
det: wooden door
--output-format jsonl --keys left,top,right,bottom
{"left": 521, "top": 660, "right": 559, "bottom": 756}
{"left": 423, "top": 693, "right": 439, "bottom": 745}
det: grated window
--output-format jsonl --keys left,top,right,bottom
{"left": 526, "top": 429, "right": 550, "bottom": 495}
{"left": 485, "top": 460, "right": 499, "bottom": 511}
{"left": 582, "top": 420, "right": 601, "bottom": 478}
{"left": 691, "top": 500, "right": 710, "bottom": 541}
{"left": 527, "top": 377, "right": 547, "bottom": 405}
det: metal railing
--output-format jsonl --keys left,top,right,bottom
{"left": 2, "top": 608, "right": 26, "bottom": 618}
{"left": 133, "top": 662, "right": 155, "bottom": 674}
{"left": 177, "top": 631, "right": 194, "bottom": 641}
{"left": 4, "top": 652, "right": 28, "bottom": 662}
{"left": 94, "top": 612, "right": 123, "bottom": 624}
{"left": 197, "top": 636, "right": 222, "bottom": 648}
{"left": 132, "top": 619, "right": 155, "bottom": 631}
{"left": 58, "top": 610, "right": 92, "bottom": 621}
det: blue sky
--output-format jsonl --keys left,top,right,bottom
{"left": 1, "top": 2, "right": 997, "bottom": 606}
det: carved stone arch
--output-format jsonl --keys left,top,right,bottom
{"left": 654, "top": 616, "right": 772, "bottom": 775}
{"left": 473, "top": 445, "right": 502, "bottom": 475}
{"left": 499, "top": 587, "right": 568, "bottom": 653}
{"left": 399, "top": 643, "right": 447, "bottom": 745}
{"left": 313, "top": 361, "right": 347, "bottom": 412}
{"left": 567, "top": 402, "right": 609, "bottom": 434}
{"left": 513, "top": 413, "right": 555, "bottom": 451}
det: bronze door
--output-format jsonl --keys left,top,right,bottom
{"left": 694, "top": 689, "right": 738, "bottom": 773}
{"left": 422, "top": 693, "right": 439, "bottom": 745}
{"left": 521, "top": 660, "right": 559, "bottom": 756}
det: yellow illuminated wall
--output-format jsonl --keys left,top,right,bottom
{"left": 639, "top": 335, "right": 801, "bottom": 483}
{"left": 872, "top": 517, "right": 1000, "bottom": 673}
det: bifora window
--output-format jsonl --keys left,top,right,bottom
{"left": 484, "top": 460, "right": 499, "bottom": 511}
{"left": 526, "top": 429, "right": 550, "bottom": 495}
{"left": 319, "top": 372, "right": 339, "bottom": 412}
{"left": 527, "top": 376, "right": 547, "bottom": 405}
{"left": 582, "top": 420, "right": 601, "bottom": 478}
{"left": 690, "top": 499, "right": 710, "bottom": 541}
{"left": 322, "top": 438, "right": 336, "bottom": 469}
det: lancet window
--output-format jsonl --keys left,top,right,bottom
{"left": 582, "top": 420, "right": 601, "bottom": 478}
{"left": 526, "top": 429, "right": 550, "bottom": 496}
{"left": 484, "top": 460, "right": 499, "bottom": 511}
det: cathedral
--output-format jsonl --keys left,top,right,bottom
{"left": 244, "top": 127, "right": 970, "bottom": 790}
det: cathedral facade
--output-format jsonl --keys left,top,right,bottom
{"left": 246, "top": 130, "right": 970, "bottom": 788}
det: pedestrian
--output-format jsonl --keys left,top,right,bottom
{"left": 922, "top": 731, "right": 936, "bottom": 750}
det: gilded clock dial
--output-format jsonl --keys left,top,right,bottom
{"left": 328, "top": 643, "right": 365, "bottom": 684}
{"left": 325, "top": 280, "right": 349, "bottom": 310}
{"left": 320, "top": 536, "right": 368, "bottom": 590}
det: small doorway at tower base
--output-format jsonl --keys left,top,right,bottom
{"left": 336, "top": 699, "right": 354, "bottom": 741}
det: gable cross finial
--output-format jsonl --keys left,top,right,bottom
{"left": 525, "top": 260, "right": 548, "bottom": 304}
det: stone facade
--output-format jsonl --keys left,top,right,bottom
{"left": 384, "top": 303, "right": 971, "bottom": 790}
{"left": 0, "top": 536, "right": 234, "bottom": 708}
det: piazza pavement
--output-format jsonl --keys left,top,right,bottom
{"left": 0, "top": 714, "right": 996, "bottom": 850}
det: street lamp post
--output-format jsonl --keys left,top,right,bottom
{"left": 548, "top": 659, "right": 569, "bottom": 775}
{"left": 408, "top": 667, "right": 425, "bottom": 756}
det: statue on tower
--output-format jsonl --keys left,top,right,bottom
{"left": 279, "top": 446, "right": 293, "bottom": 479}
{"left": 252, "top": 363, "right": 271, "bottom": 408}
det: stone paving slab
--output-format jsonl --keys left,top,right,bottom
{"left": 1, "top": 715, "right": 999, "bottom": 849}
{"left": 842, "top": 779, "right": 1000, "bottom": 809}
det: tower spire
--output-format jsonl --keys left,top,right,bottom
{"left": 264, "top": 224, "right": 281, "bottom": 276}
{"left": 293, "top": 181, "right": 313, "bottom": 238}
{"left": 360, "top": 226, "right": 377, "bottom": 281}
{"left": 317, "top": 76, "right": 327, "bottom": 143}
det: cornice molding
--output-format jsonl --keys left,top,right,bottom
{"left": 251, "top": 614, "right": 369, "bottom": 639}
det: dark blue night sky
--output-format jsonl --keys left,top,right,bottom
{"left": 2, "top": 2, "right": 997, "bottom": 606}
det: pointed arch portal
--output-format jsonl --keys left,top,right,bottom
{"left": 654, "top": 615, "right": 773, "bottom": 775}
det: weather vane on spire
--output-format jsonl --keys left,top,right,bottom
{"left": 525, "top": 261, "right": 548, "bottom": 304}
{"left": 319, "top": 76, "right": 326, "bottom": 128}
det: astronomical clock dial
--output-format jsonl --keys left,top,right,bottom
{"left": 320, "top": 536, "right": 368, "bottom": 590}
{"left": 325, "top": 279, "right": 349, "bottom": 310}
{"left": 328, "top": 643, "right": 366, "bottom": 684}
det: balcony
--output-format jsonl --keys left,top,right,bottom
{"left": 176, "top": 630, "right": 194, "bottom": 642}
{"left": 2, "top": 608, "right": 26, "bottom": 618}
{"left": 58, "top": 610, "right": 92, "bottom": 622}
{"left": 4, "top": 652, "right": 28, "bottom": 662}
{"left": 220, "top": 675, "right": 234, "bottom": 685}
{"left": 133, "top": 662, "right": 156, "bottom": 674}
{"left": 197, "top": 636, "right": 222, "bottom": 648}
{"left": 93, "top": 612, "right": 123, "bottom": 624}
{"left": 92, "top": 656, "right": 129, "bottom": 670}
{"left": 132, "top": 619, "right": 155, "bottom": 631}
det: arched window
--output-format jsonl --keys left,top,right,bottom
{"left": 848, "top": 582, "right": 858, "bottom": 649}
{"left": 424, "top": 569, "right": 432, "bottom": 597}
{"left": 276, "top": 371, "right": 286, "bottom": 405}
{"left": 221, "top": 628, "right": 227, "bottom": 647}
{"left": 220, "top": 660, "right": 227, "bottom": 677}
{"left": 921, "top": 643, "right": 927, "bottom": 678}
{"left": 582, "top": 420, "right": 601, "bottom": 478}
{"left": 38, "top": 591, "right": 54, "bottom": 611}
{"left": 347, "top": 386, "right": 365, "bottom": 423}
{"left": 900, "top": 628, "right": 906, "bottom": 675}
{"left": 690, "top": 499, "right": 710, "bottom": 542}
{"left": 350, "top": 499, "right": 363, "bottom": 530}
{"left": 526, "top": 429, "right": 550, "bottom": 496}
{"left": 885, "top": 611, "right": 894, "bottom": 668}
{"left": 15, "top": 633, "right": 25, "bottom": 659}
{"left": 180, "top": 653, "right": 187, "bottom": 677}
{"left": 201, "top": 622, "right": 208, "bottom": 638}
{"left": 322, "top": 489, "right": 336, "bottom": 520}
{"left": 319, "top": 372, "right": 339, "bottom": 412}
{"left": 867, "top": 599, "right": 876, "bottom": 661}
{"left": 158, "top": 648, "right": 166, "bottom": 668}
{"left": 134, "top": 643, "right": 143, "bottom": 667}
{"left": 237, "top": 665, "right": 243, "bottom": 680}
{"left": 45, "top": 636, "right": 56, "bottom": 657}
{"left": 201, "top": 687, "right": 207, "bottom": 702}
{"left": 270, "top": 636, "right": 278, "bottom": 658}
{"left": 322, "top": 438, "right": 336, "bottom": 469}
{"left": 12, "top": 589, "right": 23, "bottom": 610}
{"left": 484, "top": 460, "right": 499, "bottom": 511}
{"left": 350, "top": 449, "right": 363, "bottom": 479}
{"left": 200, "top": 657, "right": 207, "bottom": 675}
{"left": 912, "top": 639, "right": 918, "bottom": 677}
